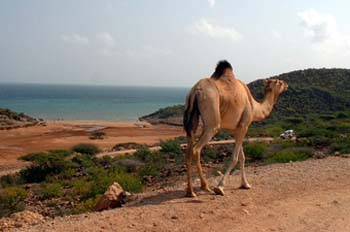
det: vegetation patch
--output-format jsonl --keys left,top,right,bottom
{"left": 72, "top": 143, "right": 100, "bottom": 156}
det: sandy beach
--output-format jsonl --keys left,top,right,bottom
{"left": 0, "top": 120, "right": 183, "bottom": 173}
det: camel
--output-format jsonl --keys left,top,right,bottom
{"left": 183, "top": 60, "right": 288, "bottom": 197}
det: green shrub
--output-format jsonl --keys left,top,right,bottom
{"left": 0, "top": 174, "right": 23, "bottom": 188}
{"left": 135, "top": 147, "right": 162, "bottom": 162}
{"left": 267, "top": 148, "right": 311, "bottom": 164}
{"left": 0, "top": 187, "right": 28, "bottom": 217}
{"left": 138, "top": 164, "right": 160, "bottom": 178}
{"left": 201, "top": 146, "right": 217, "bottom": 162}
{"left": 244, "top": 142, "right": 268, "bottom": 161}
{"left": 19, "top": 151, "right": 74, "bottom": 183}
{"left": 160, "top": 139, "right": 183, "bottom": 159}
{"left": 115, "top": 172, "right": 143, "bottom": 193}
{"left": 70, "top": 180, "right": 95, "bottom": 200}
{"left": 112, "top": 142, "right": 145, "bottom": 151}
{"left": 72, "top": 197, "right": 98, "bottom": 215}
{"left": 330, "top": 138, "right": 350, "bottom": 154}
{"left": 214, "top": 129, "right": 232, "bottom": 140}
{"left": 40, "top": 183, "right": 64, "bottom": 199}
{"left": 72, "top": 143, "right": 100, "bottom": 156}
{"left": 176, "top": 136, "right": 187, "bottom": 144}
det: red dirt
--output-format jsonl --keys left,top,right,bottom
{"left": 0, "top": 121, "right": 183, "bottom": 174}
{"left": 18, "top": 156, "right": 350, "bottom": 232}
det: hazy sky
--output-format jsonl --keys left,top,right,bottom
{"left": 1, "top": 0, "right": 350, "bottom": 87}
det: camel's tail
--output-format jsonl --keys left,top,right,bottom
{"left": 183, "top": 89, "right": 200, "bottom": 137}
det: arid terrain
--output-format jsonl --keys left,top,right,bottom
{"left": 0, "top": 121, "right": 183, "bottom": 176}
{"left": 7, "top": 155, "right": 350, "bottom": 232}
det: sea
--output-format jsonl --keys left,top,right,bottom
{"left": 0, "top": 83, "right": 189, "bottom": 121}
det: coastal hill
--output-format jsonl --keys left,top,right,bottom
{"left": 0, "top": 108, "right": 39, "bottom": 130}
{"left": 140, "top": 68, "right": 350, "bottom": 125}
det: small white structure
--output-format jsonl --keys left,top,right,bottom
{"left": 280, "top": 129, "right": 294, "bottom": 139}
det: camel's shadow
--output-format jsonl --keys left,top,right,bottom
{"left": 127, "top": 188, "right": 216, "bottom": 208}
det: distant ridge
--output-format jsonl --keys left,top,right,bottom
{"left": 140, "top": 68, "right": 350, "bottom": 125}
{"left": 0, "top": 108, "right": 39, "bottom": 130}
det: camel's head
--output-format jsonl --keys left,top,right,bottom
{"left": 264, "top": 79, "right": 288, "bottom": 96}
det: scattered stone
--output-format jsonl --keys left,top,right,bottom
{"left": 241, "top": 202, "right": 249, "bottom": 207}
{"left": 171, "top": 215, "right": 178, "bottom": 220}
{"left": 314, "top": 151, "right": 326, "bottom": 159}
{"left": 0, "top": 211, "right": 45, "bottom": 230}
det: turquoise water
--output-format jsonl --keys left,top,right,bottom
{"left": 0, "top": 84, "right": 188, "bottom": 121}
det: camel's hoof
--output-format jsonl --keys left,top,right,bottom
{"left": 239, "top": 183, "right": 252, "bottom": 190}
{"left": 213, "top": 186, "right": 225, "bottom": 196}
{"left": 185, "top": 191, "right": 197, "bottom": 198}
{"left": 201, "top": 185, "right": 215, "bottom": 194}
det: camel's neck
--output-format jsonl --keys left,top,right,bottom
{"left": 252, "top": 90, "right": 277, "bottom": 121}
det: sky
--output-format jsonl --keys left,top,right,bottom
{"left": 0, "top": 0, "right": 350, "bottom": 87}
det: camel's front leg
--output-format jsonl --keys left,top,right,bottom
{"left": 213, "top": 140, "right": 242, "bottom": 195}
{"left": 239, "top": 147, "right": 251, "bottom": 189}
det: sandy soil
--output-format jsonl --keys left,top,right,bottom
{"left": 0, "top": 120, "right": 183, "bottom": 173}
{"left": 12, "top": 156, "right": 350, "bottom": 232}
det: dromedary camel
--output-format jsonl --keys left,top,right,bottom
{"left": 183, "top": 60, "right": 288, "bottom": 197}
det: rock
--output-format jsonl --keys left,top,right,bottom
{"left": 0, "top": 211, "right": 45, "bottom": 230}
{"left": 94, "top": 182, "right": 130, "bottom": 211}
{"left": 314, "top": 151, "right": 326, "bottom": 159}
{"left": 242, "top": 209, "right": 250, "bottom": 215}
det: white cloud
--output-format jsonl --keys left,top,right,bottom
{"left": 272, "top": 30, "right": 281, "bottom": 39}
{"left": 298, "top": 9, "right": 350, "bottom": 55}
{"left": 190, "top": 19, "right": 243, "bottom": 42}
{"left": 96, "top": 33, "right": 116, "bottom": 47}
{"left": 61, "top": 33, "right": 89, "bottom": 45}
{"left": 208, "top": 0, "right": 215, "bottom": 7}
{"left": 95, "top": 33, "right": 118, "bottom": 56}
{"left": 298, "top": 9, "right": 338, "bottom": 43}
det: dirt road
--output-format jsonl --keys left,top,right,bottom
{"left": 19, "top": 156, "right": 350, "bottom": 232}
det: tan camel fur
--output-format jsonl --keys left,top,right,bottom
{"left": 183, "top": 61, "right": 288, "bottom": 197}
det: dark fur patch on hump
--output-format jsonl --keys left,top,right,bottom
{"left": 211, "top": 60, "right": 232, "bottom": 79}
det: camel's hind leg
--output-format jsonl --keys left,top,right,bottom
{"left": 185, "top": 135, "right": 196, "bottom": 197}
{"left": 193, "top": 87, "right": 220, "bottom": 194}
{"left": 193, "top": 127, "right": 218, "bottom": 193}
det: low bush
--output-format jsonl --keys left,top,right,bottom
{"left": 244, "top": 142, "right": 268, "bottom": 161}
{"left": 19, "top": 151, "right": 74, "bottom": 183}
{"left": 0, "top": 187, "right": 28, "bottom": 217}
{"left": 267, "top": 147, "right": 312, "bottom": 164}
{"left": 115, "top": 172, "right": 143, "bottom": 193}
{"left": 71, "top": 197, "right": 98, "bottom": 215}
{"left": 135, "top": 147, "right": 162, "bottom": 163}
{"left": 214, "top": 129, "right": 232, "bottom": 140}
{"left": 330, "top": 138, "right": 350, "bottom": 154}
{"left": 112, "top": 142, "right": 145, "bottom": 151}
{"left": 160, "top": 139, "right": 183, "bottom": 159}
{"left": 201, "top": 146, "right": 218, "bottom": 162}
{"left": 0, "top": 174, "right": 23, "bottom": 188}
{"left": 72, "top": 143, "right": 100, "bottom": 156}
{"left": 40, "top": 183, "right": 64, "bottom": 199}
{"left": 89, "top": 131, "right": 105, "bottom": 140}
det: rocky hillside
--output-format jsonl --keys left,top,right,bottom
{"left": 0, "top": 108, "right": 39, "bottom": 130}
{"left": 140, "top": 68, "right": 350, "bottom": 125}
